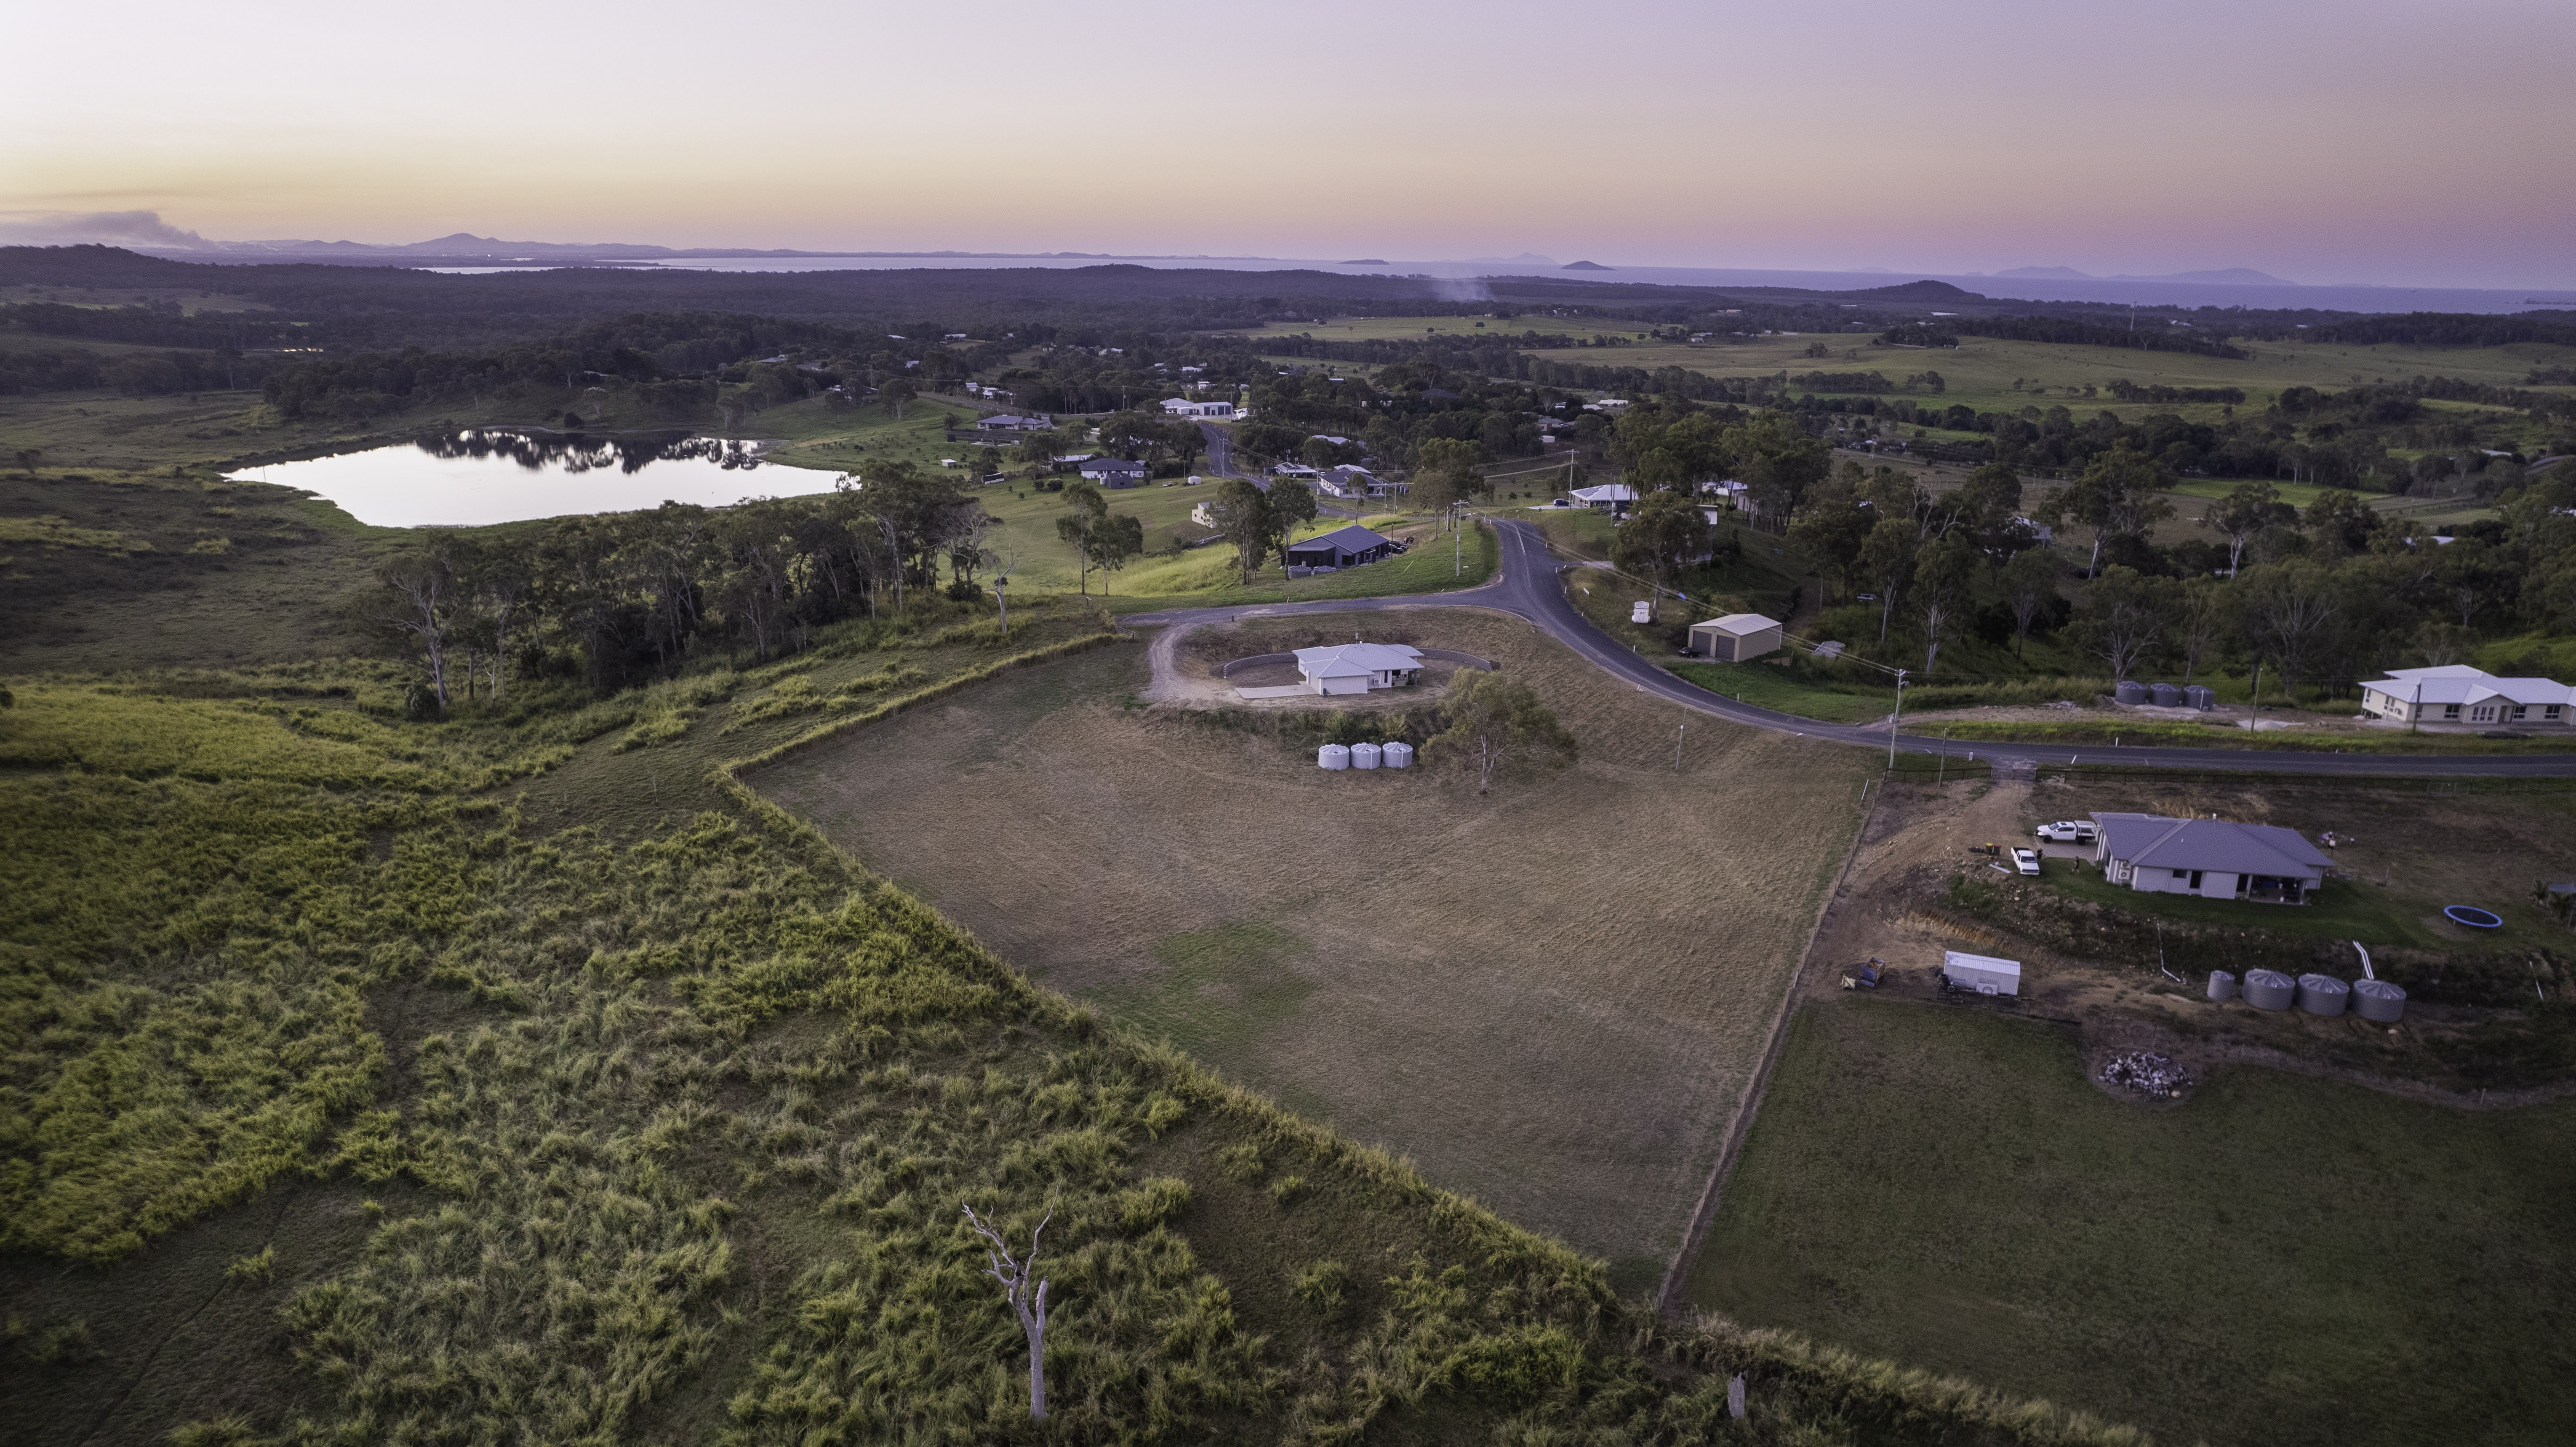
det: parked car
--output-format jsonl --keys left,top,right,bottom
{"left": 2034, "top": 821, "right": 2097, "bottom": 844}
{"left": 2010, "top": 847, "right": 2042, "bottom": 876}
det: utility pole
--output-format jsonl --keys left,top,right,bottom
{"left": 1675, "top": 721, "right": 1685, "bottom": 773}
{"left": 1888, "top": 668, "right": 1908, "bottom": 770}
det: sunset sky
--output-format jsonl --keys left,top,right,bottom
{"left": 6, "top": 0, "right": 2570, "bottom": 287}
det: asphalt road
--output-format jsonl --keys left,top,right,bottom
{"left": 1122, "top": 517, "right": 2576, "bottom": 778}
{"left": 1196, "top": 421, "right": 1231, "bottom": 478}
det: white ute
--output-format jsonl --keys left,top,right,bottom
{"left": 2010, "top": 847, "right": 2043, "bottom": 876}
{"left": 2034, "top": 820, "right": 2096, "bottom": 844}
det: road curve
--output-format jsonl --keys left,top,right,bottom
{"left": 1121, "top": 517, "right": 2576, "bottom": 778}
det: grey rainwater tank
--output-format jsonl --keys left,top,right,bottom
{"left": 1382, "top": 740, "right": 1415, "bottom": 769}
{"left": 2115, "top": 680, "right": 2148, "bottom": 704}
{"left": 2296, "top": 974, "right": 2350, "bottom": 1016}
{"left": 2352, "top": 978, "right": 2407, "bottom": 1023}
{"left": 2185, "top": 684, "right": 2216, "bottom": 710}
{"left": 1318, "top": 744, "right": 1350, "bottom": 771}
{"left": 2151, "top": 682, "right": 2183, "bottom": 707}
{"left": 1351, "top": 741, "right": 1382, "bottom": 770}
{"left": 2208, "top": 970, "right": 2237, "bottom": 1003}
{"left": 2242, "top": 969, "right": 2296, "bottom": 1010}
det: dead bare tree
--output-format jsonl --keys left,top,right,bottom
{"left": 962, "top": 1203, "right": 1052, "bottom": 1421}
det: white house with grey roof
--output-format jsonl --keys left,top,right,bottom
{"left": 2089, "top": 813, "right": 2335, "bottom": 905}
{"left": 1292, "top": 642, "right": 1425, "bottom": 696}
{"left": 2356, "top": 665, "right": 2573, "bottom": 727}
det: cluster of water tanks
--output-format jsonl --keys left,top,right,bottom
{"left": 2115, "top": 681, "right": 2218, "bottom": 709}
{"left": 1317, "top": 741, "right": 1415, "bottom": 771}
{"left": 2207, "top": 969, "right": 2406, "bottom": 1021}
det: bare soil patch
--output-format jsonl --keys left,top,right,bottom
{"left": 753, "top": 608, "right": 1873, "bottom": 1267}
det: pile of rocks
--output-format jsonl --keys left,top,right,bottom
{"left": 2098, "top": 1050, "right": 2193, "bottom": 1097}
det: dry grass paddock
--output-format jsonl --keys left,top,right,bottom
{"left": 753, "top": 609, "right": 1873, "bottom": 1277}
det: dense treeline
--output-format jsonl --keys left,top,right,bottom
{"left": 360, "top": 463, "right": 1008, "bottom": 707}
{"left": 1764, "top": 446, "right": 2576, "bottom": 698}
{"left": 2305, "top": 311, "right": 2576, "bottom": 348}
{"left": 0, "top": 342, "right": 284, "bottom": 396}
{"left": 1928, "top": 314, "right": 2253, "bottom": 359}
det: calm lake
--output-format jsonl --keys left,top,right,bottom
{"left": 231, "top": 431, "right": 842, "bottom": 527}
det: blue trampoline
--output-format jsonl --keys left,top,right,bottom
{"left": 2443, "top": 905, "right": 2504, "bottom": 929}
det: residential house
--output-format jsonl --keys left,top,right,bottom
{"left": 1569, "top": 483, "right": 1636, "bottom": 515}
{"left": 2089, "top": 813, "right": 2334, "bottom": 904}
{"left": 1285, "top": 524, "right": 1400, "bottom": 571}
{"left": 1319, "top": 465, "right": 1398, "bottom": 500}
{"left": 975, "top": 413, "right": 1052, "bottom": 432}
{"left": 1291, "top": 641, "right": 1425, "bottom": 696}
{"left": 1077, "top": 457, "right": 1150, "bottom": 488}
{"left": 2356, "top": 665, "right": 2574, "bottom": 726}
{"left": 1160, "top": 398, "right": 1237, "bottom": 418}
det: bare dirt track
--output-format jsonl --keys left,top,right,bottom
{"left": 753, "top": 609, "right": 1873, "bottom": 1273}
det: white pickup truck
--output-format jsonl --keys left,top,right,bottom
{"left": 2034, "top": 820, "right": 2097, "bottom": 844}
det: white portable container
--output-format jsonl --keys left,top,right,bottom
{"left": 1942, "top": 950, "right": 2022, "bottom": 996}
{"left": 1382, "top": 741, "right": 1415, "bottom": 769}
{"left": 1351, "top": 742, "right": 1382, "bottom": 770}
{"left": 1318, "top": 744, "right": 1350, "bottom": 770}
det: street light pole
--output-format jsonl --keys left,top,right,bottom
{"left": 1888, "top": 668, "right": 1908, "bottom": 770}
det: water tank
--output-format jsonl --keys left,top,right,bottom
{"left": 2184, "top": 684, "right": 2216, "bottom": 710}
{"left": 1318, "top": 744, "right": 1350, "bottom": 771}
{"left": 2207, "top": 970, "right": 2237, "bottom": 1003}
{"left": 2242, "top": 969, "right": 2296, "bottom": 1011}
{"left": 1382, "top": 741, "right": 1415, "bottom": 769}
{"left": 2352, "top": 978, "right": 2407, "bottom": 1023}
{"left": 2151, "top": 682, "right": 2183, "bottom": 707}
{"left": 2115, "top": 680, "right": 2148, "bottom": 705}
{"left": 2295, "top": 973, "right": 2350, "bottom": 1016}
{"left": 1351, "top": 742, "right": 1382, "bottom": 770}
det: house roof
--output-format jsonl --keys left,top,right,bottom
{"left": 1692, "top": 613, "right": 1782, "bottom": 636}
{"left": 1286, "top": 524, "right": 1395, "bottom": 556}
{"left": 1569, "top": 484, "right": 1635, "bottom": 503}
{"left": 2360, "top": 665, "right": 2572, "bottom": 707}
{"left": 2089, "top": 813, "right": 2334, "bottom": 877}
{"left": 976, "top": 413, "right": 1049, "bottom": 428}
{"left": 1293, "top": 642, "right": 1424, "bottom": 677}
{"left": 1078, "top": 457, "right": 1147, "bottom": 473}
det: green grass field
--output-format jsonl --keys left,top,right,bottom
{"left": 1690, "top": 998, "right": 2576, "bottom": 1447}
{"left": 1603, "top": 331, "right": 2576, "bottom": 428}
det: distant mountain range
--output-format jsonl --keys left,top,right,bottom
{"left": 1988, "top": 265, "right": 2299, "bottom": 286}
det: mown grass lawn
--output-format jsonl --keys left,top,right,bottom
{"left": 1692, "top": 998, "right": 2576, "bottom": 1447}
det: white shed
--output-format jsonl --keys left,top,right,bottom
{"left": 1942, "top": 950, "right": 2021, "bottom": 996}
{"left": 1688, "top": 613, "right": 1783, "bottom": 662}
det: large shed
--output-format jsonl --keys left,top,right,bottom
{"left": 1688, "top": 613, "right": 1783, "bottom": 662}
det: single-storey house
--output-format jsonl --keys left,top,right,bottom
{"left": 2356, "top": 665, "right": 2574, "bottom": 726}
{"left": 1292, "top": 642, "right": 1424, "bottom": 696}
{"left": 1285, "top": 523, "right": 1398, "bottom": 570}
{"left": 2089, "top": 813, "right": 2334, "bottom": 904}
{"left": 1077, "top": 457, "right": 1150, "bottom": 488}
{"left": 1319, "top": 465, "right": 1400, "bottom": 500}
{"left": 1688, "top": 613, "right": 1783, "bottom": 662}
{"left": 1703, "top": 479, "right": 1750, "bottom": 508}
{"left": 1271, "top": 462, "right": 1321, "bottom": 478}
{"left": 1160, "top": 398, "right": 1237, "bottom": 418}
{"left": 975, "top": 412, "right": 1053, "bottom": 431}
{"left": 1569, "top": 483, "right": 1636, "bottom": 515}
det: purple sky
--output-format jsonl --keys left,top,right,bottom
{"left": 6, "top": 0, "right": 2570, "bottom": 288}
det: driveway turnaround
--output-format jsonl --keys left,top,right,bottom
{"left": 1120, "top": 518, "right": 2576, "bottom": 778}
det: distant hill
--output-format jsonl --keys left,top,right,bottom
{"left": 1561, "top": 260, "right": 1612, "bottom": 271}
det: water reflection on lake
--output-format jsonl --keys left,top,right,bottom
{"left": 230, "top": 430, "right": 842, "bottom": 527}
